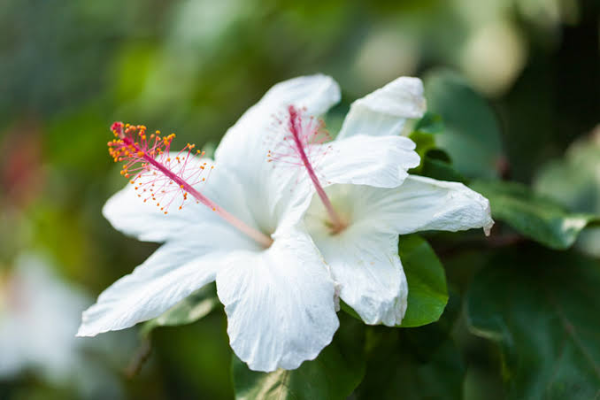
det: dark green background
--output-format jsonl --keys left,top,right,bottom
{"left": 1, "top": 0, "right": 598, "bottom": 399}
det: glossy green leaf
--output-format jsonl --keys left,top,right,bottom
{"left": 141, "top": 284, "right": 220, "bottom": 337}
{"left": 398, "top": 235, "right": 448, "bottom": 327}
{"left": 470, "top": 180, "right": 598, "bottom": 249}
{"left": 421, "top": 149, "right": 467, "bottom": 183}
{"left": 466, "top": 249, "right": 600, "bottom": 399}
{"left": 424, "top": 69, "right": 503, "bottom": 179}
{"left": 232, "top": 315, "right": 365, "bottom": 400}
{"left": 414, "top": 112, "right": 445, "bottom": 134}
{"left": 534, "top": 134, "right": 600, "bottom": 257}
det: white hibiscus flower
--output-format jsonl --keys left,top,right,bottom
{"left": 77, "top": 75, "right": 421, "bottom": 372}
{"left": 259, "top": 77, "right": 494, "bottom": 327}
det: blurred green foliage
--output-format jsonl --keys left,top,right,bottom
{"left": 0, "top": 0, "right": 598, "bottom": 399}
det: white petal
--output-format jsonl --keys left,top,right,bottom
{"left": 262, "top": 134, "right": 420, "bottom": 233}
{"left": 305, "top": 207, "right": 408, "bottom": 325}
{"left": 216, "top": 75, "right": 340, "bottom": 171}
{"left": 316, "top": 134, "right": 420, "bottom": 188}
{"left": 76, "top": 233, "right": 246, "bottom": 337}
{"left": 337, "top": 77, "right": 426, "bottom": 139}
{"left": 385, "top": 175, "right": 494, "bottom": 234}
{"left": 316, "top": 176, "right": 493, "bottom": 237}
{"left": 304, "top": 177, "right": 490, "bottom": 326}
{"left": 214, "top": 75, "right": 341, "bottom": 231}
{"left": 216, "top": 229, "right": 339, "bottom": 372}
{"left": 103, "top": 159, "right": 258, "bottom": 243}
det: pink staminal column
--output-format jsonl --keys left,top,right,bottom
{"left": 284, "top": 105, "right": 347, "bottom": 234}
{"left": 108, "top": 122, "right": 273, "bottom": 248}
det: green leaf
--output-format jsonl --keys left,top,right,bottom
{"left": 340, "top": 235, "right": 448, "bottom": 327}
{"left": 360, "top": 339, "right": 464, "bottom": 400}
{"left": 466, "top": 249, "right": 600, "bottom": 399}
{"left": 356, "top": 294, "right": 464, "bottom": 400}
{"left": 141, "top": 284, "right": 220, "bottom": 337}
{"left": 533, "top": 134, "right": 600, "bottom": 257}
{"left": 409, "top": 130, "right": 437, "bottom": 163}
{"left": 424, "top": 69, "right": 503, "bottom": 179}
{"left": 340, "top": 300, "right": 362, "bottom": 322}
{"left": 470, "top": 180, "right": 598, "bottom": 249}
{"left": 398, "top": 235, "right": 448, "bottom": 327}
{"left": 232, "top": 315, "right": 365, "bottom": 400}
{"left": 420, "top": 149, "right": 467, "bottom": 183}
{"left": 414, "top": 112, "right": 445, "bottom": 134}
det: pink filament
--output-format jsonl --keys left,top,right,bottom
{"left": 286, "top": 106, "right": 346, "bottom": 233}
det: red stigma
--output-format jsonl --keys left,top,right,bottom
{"left": 110, "top": 121, "right": 124, "bottom": 135}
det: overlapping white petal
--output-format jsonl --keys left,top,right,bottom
{"left": 315, "top": 135, "right": 420, "bottom": 188}
{"left": 216, "top": 74, "right": 341, "bottom": 175}
{"left": 305, "top": 179, "right": 492, "bottom": 326}
{"left": 216, "top": 229, "right": 338, "bottom": 372}
{"left": 364, "top": 175, "right": 494, "bottom": 235}
{"left": 267, "top": 134, "right": 421, "bottom": 227}
{"left": 77, "top": 228, "right": 252, "bottom": 337}
{"left": 337, "top": 77, "right": 426, "bottom": 140}
{"left": 305, "top": 204, "right": 408, "bottom": 325}
{"left": 215, "top": 75, "right": 342, "bottom": 232}
{"left": 318, "top": 176, "right": 493, "bottom": 237}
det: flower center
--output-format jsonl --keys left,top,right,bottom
{"left": 268, "top": 106, "right": 347, "bottom": 234}
{"left": 109, "top": 122, "right": 273, "bottom": 248}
